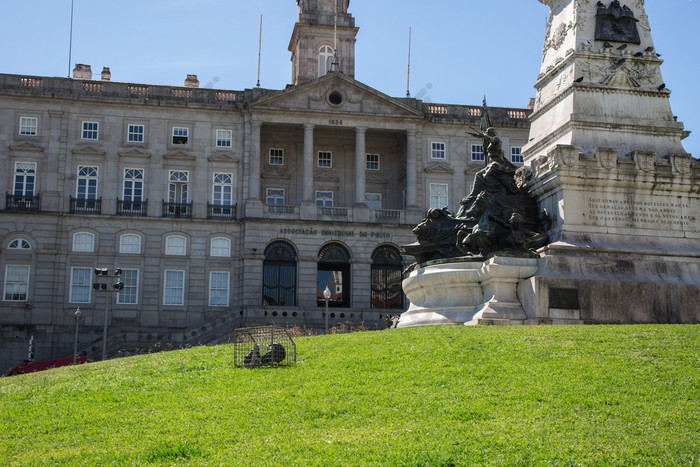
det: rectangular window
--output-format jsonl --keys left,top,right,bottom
{"left": 14, "top": 162, "right": 36, "bottom": 196}
{"left": 212, "top": 173, "right": 233, "bottom": 206}
{"left": 315, "top": 191, "right": 333, "bottom": 207}
{"left": 117, "top": 269, "right": 139, "bottom": 305}
{"left": 511, "top": 146, "right": 523, "bottom": 164}
{"left": 365, "top": 193, "right": 381, "bottom": 210}
{"left": 19, "top": 117, "right": 38, "bottom": 136}
{"left": 209, "top": 271, "right": 230, "bottom": 307}
{"left": 76, "top": 166, "right": 99, "bottom": 199}
{"left": 119, "top": 234, "right": 142, "bottom": 254}
{"left": 366, "top": 154, "right": 380, "bottom": 171}
{"left": 4, "top": 265, "right": 30, "bottom": 301}
{"left": 216, "top": 129, "right": 232, "bottom": 148}
{"left": 266, "top": 188, "right": 285, "bottom": 213}
{"left": 318, "top": 151, "right": 332, "bottom": 168}
{"left": 72, "top": 232, "right": 95, "bottom": 252}
{"left": 69, "top": 267, "right": 91, "bottom": 303}
{"left": 163, "top": 270, "right": 185, "bottom": 305}
{"left": 81, "top": 121, "right": 99, "bottom": 140}
{"left": 471, "top": 144, "right": 485, "bottom": 162}
{"left": 430, "top": 183, "right": 448, "bottom": 210}
{"left": 123, "top": 168, "right": 144, "bottom": 202}
{"left": 269, "top": 148, "right": 284, "bottom": 166}
{"left": 431, "top": 142, "right": 446, "bottom": 159}
{"left": 127, "top": 124, "right": 144, "bottom": 143}
{"left": 172, "top": 127, "right": 189, "bottom": 145}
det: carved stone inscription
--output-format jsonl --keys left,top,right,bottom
{"left": 586, "top": 197, "right": 695, "bottom": 227}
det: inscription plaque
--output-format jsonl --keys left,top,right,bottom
{"left": 549, "top": 287, "right": 580, "bottom": 310}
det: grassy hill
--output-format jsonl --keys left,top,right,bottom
{"left": 1, "top": 325, "right": 698, "bottom": 466}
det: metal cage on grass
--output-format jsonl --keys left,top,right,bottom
{"left": 233, "top": 326, "right": 296, "bottom": 368}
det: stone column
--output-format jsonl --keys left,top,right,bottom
{"left": 354, "top": 127, "right": 367, "bottom": 205}
{"left": 248, "top": 121, "right": 262, "bottom": 201}
{"left": 302, "top": 124, "right": 315, "bottom": 203}
{"left": 406, "top": 130, "right": 418, "bottom": 207}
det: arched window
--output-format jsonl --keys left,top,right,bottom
{"left": 210, "top": 237, "right": 231, "bottom": 257}
{"left": 317, "top": 243, "right": 351, "bottom": 308}
{"left": 371, "top": 245, "right": 404, "bottom": 309}
{"left": 263, "top": 241, "right": 297, "bottom": 306}
{"left": 8, "top": 239, "right": 31, "bottom": 250}
{"left": 318, "top": 45, "right": 334, "bottom": 77}
{"left": 119, "top": 234, "right": 142, "bottom": 254}
{"left": 165, "top": 235, "right": 186, "bottom": 255}
{"left": 72, "top": 232, "right": 95, "bottom": 252}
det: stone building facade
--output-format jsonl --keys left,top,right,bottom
{"left": 0, "top": 0, "right": 530, "bottom": 371}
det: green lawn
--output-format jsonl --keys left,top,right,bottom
{"left": 1, "top": 325, "right": 698, "bottom": 466}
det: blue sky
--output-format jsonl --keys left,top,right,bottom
{"left": 2, "top": 0, "right": 698, "bottom": 155}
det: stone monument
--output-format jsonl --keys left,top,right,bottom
{"left": 399, "top": 0, "right": 699, "bottom": 327}
{"left": 519, "top": 0, "right": 699, "bottom": 324}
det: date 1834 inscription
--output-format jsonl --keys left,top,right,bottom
{"left": 586, "top": 197, "right": 694, "bottom": 227}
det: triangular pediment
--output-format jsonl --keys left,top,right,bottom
{"left": 366, "top": 173, "right": 388, "bottom": 184}
{"left": 9, "top": 141, "right": 45, "bottom": 153}
{"left": 249, "top": 72, "right": 425, "bottom": 118}
{"left": 314, "top": 172, "right": 340, "bottom": 182}
{"left": 119, "top": 147, "right": 152, "bottom": 159}
{"left": 72, "top": 145, "right": 105, "bottom": 157}
{"left": 208, "top": 152, "right": 239, "bottom": 163}
{"left": 262, "top": 169, "right": 291, "bottom": 180}
{"left": 163, "top": 150, "right": 195, "bottom": 161}
{"left": 424, "top": 162, "right": 455, "bottom": 174}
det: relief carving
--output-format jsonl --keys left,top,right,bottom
{"left": 595, "top": 1, "right": 641, "bottom": 44}
{"left": 634, "top": 151, "right": 655, "bottom": 172}
{"left": 671, "top": 154, "right": 692, "bottom": 175}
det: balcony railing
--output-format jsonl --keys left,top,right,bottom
{"left": 117, "top": 199, "right": 148, "bottom": 216}
{"left": 267, "top": 204, "right": 297, "bottom": 215}
{"left": 319, "top": 207, "right": 349, "bottom": 217}
{"left": 70, "top": 196, "right": 102, "bottom": 214}
{"left": 208, "top": 203, "right": 237, "bottom": 220}
{"left": 5, "top": 193, "right": 41, "bottom": 213}
{"left": 373, "top": 209, "right": 403, "bottom": 223}
{"left": 162, "top": 201, "right": 192, "bottom": 219}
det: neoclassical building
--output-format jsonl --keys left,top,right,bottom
{"left": 0, "top": 0, "right": 530, "bottom": 370}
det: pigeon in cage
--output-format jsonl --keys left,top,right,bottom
{"left": 244, "top": 343, "right": 261, "bottom": 367}
{"left": 260, "top": 342, "right": 286, "bottom": 365}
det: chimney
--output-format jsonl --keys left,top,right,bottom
{"left": 72, "top": 64, "right": 92, "bottom": 80}
{"left": 184, "top": 74, "right": 199, "bottom": 88}
{"left": 101, "top": 67, "right": 111, "bottom": 81}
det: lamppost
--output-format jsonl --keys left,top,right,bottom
{"left": 323, "top": 286, "right": 331, "bottom": 334}
{"left": 73, "top": 307, "right": 82, "bottom": 364}
{"left": 93, "top": 268, "right": 123, "bottom": 361}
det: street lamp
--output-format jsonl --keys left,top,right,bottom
{"left": 323, "top": 286, "right": 332, "bottom": 334}
{"left": 93, "top": 267, "right": 123, "bottom": 361}
{"left": 73, "top": 307, "right": 82, "bottom": 364}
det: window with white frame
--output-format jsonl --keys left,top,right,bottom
{"left": 117, "top": 269, "right": 139, "bottom": 305}
{"left": 429, "top": 183, "right": 449, "bottom": 210}
{"left": 69, "top": 267, "right": 91, "bottom": 303}
{"left": 471, "top": 144, "right": 485, "bottom": 161}
{"left": 81, "top": 121, "right": 99, "bottom": 140}
{"left": 318, "top": 151, "right": 332, "bottom": 168}
{"left": 123, "top": 168, "right": 144, "bottom": 202}
{"left": 19, "top": 117, "right": 38, "bottom": 136}
{"left": 266, "top": 188, "right": 286, "bottom": 213}
{"left": 216, "top": 129, "right": 232, "bottom": 148}
{"left": 119, "top": 234, "right": 142, "bottom": 254}
{"left": 210, "top": 237, "right": 231, "bottom": 257}
{"left": 365, "top": 193, "right": 381, "bottom": 210}
{"left": 76, "top": 166, "right": 98, "bottom": 200}
{"left": 168, "top": 171, "right": 189, "bottom": 203}
{"left": 209, "top": 271, "right": 230, "bottom": 307}
{"left": 165, "top": 235, "right": 186, "bottom": 255}
{"left": 212, "top": 173, "right": 233, "bottom": 206}
{"left": 14, "top": 162, "right": 36, "bottom": 197}
{"left": 4, "top": 265, "right": 30, "bottom": 301}
{"left": 72, "top": 232, "right": 95, "bottom": 252}
{"left": 127, "top": 124, "right": 144, "bottom": 143}
{"left": 431, "top": 142, "right": 446, "bottom": 159}
{"left": 269, "top": 148, "right": 284, "bottom": 166}
{"left": 366, "top": 154, "right": 380, "bottom": 171}
{"left": 163, "top": 270, "right": 185, "bottom": 305}
{"left": 318, "top": 45, "right": 334, "bottom": 76}
{"left": 172, "top": 127, "right": 189, "bottom": 145}
{"left": 315, "top": 191, "right": 333, "bottom": 207}
{"left": 8, "top": 239, "right": 31, "bottom": 250}
{"left": 511, "top": 146, "right": 523, "bottom": 163}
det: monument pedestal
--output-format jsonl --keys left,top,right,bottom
{"left": 398, "top": 257, "right": 541, "bottom": 328}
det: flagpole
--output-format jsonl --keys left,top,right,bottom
{"left": 68, "top": 0, "right": 75, "bottom": 77}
